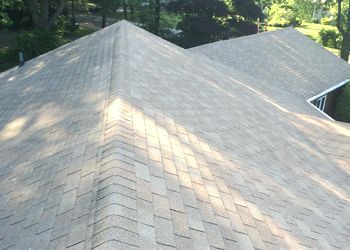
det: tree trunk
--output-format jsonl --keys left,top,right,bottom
{"left": 102, "top": 12, "right": 107, "bottom": 28}
{"left": 336, "top": 0, "right": 350, "bottom": 62}
{"left": 46, "top": 0, "right": 66, "bottom": 30}
{"left": 340, "top": 35, "right": 350, "bottom": 62}
{"left": 40, "top": 0, "right": 49, "bottom": 25}
{"left": 101, "top": 0, "right": 107, "bottom": 28}
{"left": 26, "top": 0, "right": 66, "bottom": 30}
{"left": 123, "top": 0, "right": 128, "bottom": 20}
{"left": 101, "top": 11, "right": 107, "bottom": 28}
{"left": 130, "top": 4, "right": 134, "bottom": 19}
{"left": 26, "top": 0, "right": 40, "bottom": 27}
{"left": 154, "top": 0, "right": 160, "bottom": 35}
{"left": 71, "top": 0, "right": 76, "bottom": 24}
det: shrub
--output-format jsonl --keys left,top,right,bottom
{"left": 311, "top": 18, "right": 320, "bottom": 24}
{"left": 334, "top": 83, "right": 350, "bottom": 123}
{"left": 236, "top": 20, "right": 259, "bottom": 36}
{"left": 0, "top": 47, "right": 18, "bottom": 72}
{"left": 15, "top": 29, "right": 67, "bottom": 60}
{"left": 321, "top": 16, "right": 335, "bottom": 25}
{"left": 0, "top": 47, "right": 17, "bottom": 63}
{"left": 317, "top": 28, "right": 341, "bottom": 49}
{"left": 56, "top": 15, "right": 78, "bottom": 33}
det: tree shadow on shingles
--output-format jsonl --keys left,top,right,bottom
{"left": 144, "top": 100, "right": 350, "bottom": 247}
{"left": 125, "top": 30, "right": 350, "bottom": 247}
{"left": 0, "top": 27, "right": 115, "bottom": 230}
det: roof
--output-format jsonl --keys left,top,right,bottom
{"left": 0, "top": 21, "right": 349, "bottom": 249}
{"left": 190, "top": 28, "right": 350, "bottom": 99}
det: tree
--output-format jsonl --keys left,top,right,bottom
{"left": 336, "top": 0, "right": 350, "bottom": 61}
{"left": 1, "top": 0, "right": 32, "bottom": 29}
{"left": 25, "top": 0, "right": 66, "bottom": 30}
{"left": 101, "top": 0, "right": 109, "bottom": 28}
{"left": 292, "top": 0, "right": 314, "bottom": 22}
{"left": 100, "top": 0, "right": 120, "bottom": 28}
{"left": 233, "top": 0, "right": 265, "bottom": 20}
{"left": 268, "top": 3, "right": 298, "bottom": 26}
{"left": 70, "top": 0, "right": 76, "bottom": 25}
{"left": 254, "top": 0, "right": 288, "bottom": 10}
{"left": 143, "top": 0, "right": 161, "bottom": 34}
{"left": 123, "top": 0, "right": 127, "bottom": 19}
{"left": 154, "top": 0, "right": 160, "bottom": 34}
{"left": 127, "top": 0, "right": 144, "bottom": 20}
{"left": 167, "top": 0, "right": 233, "bottom": 48}
{"left": 266, "top": 0, "right": 315, "bottom": 26}
{"left": 231, "top": 0, "right": 265, "bottom": 36}
{"left": 167, "top": 0, "right": 264, "bottom": 48}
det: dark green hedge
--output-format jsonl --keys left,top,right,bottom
{"left": 334, "top": 83, "right": 350, "bottom": 123}
{"left": 318, "top": 28, "right": 342, "bottom": 49}
{"left": 16, "top": 29, "right": 67, "bottom": 60}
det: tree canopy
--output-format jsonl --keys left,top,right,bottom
{"left": 334, "top": 0, "right": 350, "bottom": 61}
{"left": 25, "top": 0, "right": 66, "bottom": 30}
{"left": 167, "top": 0, "right": 263, "bottom": 48}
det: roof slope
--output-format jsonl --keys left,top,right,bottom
{"left": 0, "top": 21, "right": 350, "bottom": 249}
{"left": 190, "top": 28, "right": 350, "bottom": 99}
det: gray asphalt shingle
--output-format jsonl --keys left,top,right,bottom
{"left": 0, "top": 20, "right": 349, "bottom": 249}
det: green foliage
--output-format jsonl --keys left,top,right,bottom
{"left": 0, "top": 46, "right": 16, "bottom": 62}
{"left": 0, "top": 11, "right": 13, "bottom": 27}
{"left": 71, "top": 0, "right": 91, "bottom": 12}
{"left": 0, "top": 46, "right": 17, "bottom": 72}
{"left": 268, "top": 3, "right": 300, "bottom": 27}
{"left": 311, "top": 18, "right": 320, "bottom": 24}
{"left": 320, "top": 16, "right": 335, "bottom": 25}
{"left": 317, "top": 28, "right": 342, "bottom": 49}
{"left": 56, "top": 15, "right": 78, "bottom": 33}
{"left": 267, "top": 0, "right": 317, "bottom": 26}
{"left": 167, "top": 0, "right": 233, "bottom": 48}
{"left": 331, "top": 0, "right": 350, "bottom": 61}
{"left": 160, "top": 12, "right": 181, "bottom": 30}
{"left": 0, "top": 0, "right": 31, "bottom": 30}
{"left": 334, "top": 83, "right": 350, "bottom": 123}
{"left": 291, "top": 0, "right": 314, "bottom": 22}
{"left": 232, "top": 0, "right": 265, "bottom": 20}
{"left": 167, "top": 0, "right": 263, "bottom": 48}
{"left": 15, "top": 29, "right": 67, "bottom": 59}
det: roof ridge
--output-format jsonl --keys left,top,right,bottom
{"left": 190, "top": 27, "right": 296, "bottom": 50}
{"left": 92, "top": 20, "right": 135, "bottom": 248}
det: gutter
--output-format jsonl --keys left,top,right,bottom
{"left": 306, "top": 100, "right": 335, "bottom": 121}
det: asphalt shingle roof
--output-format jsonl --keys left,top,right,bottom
{"left": 190, "top": 27, "right": 350, "bottom": 99}
{"left": 0, "top": 21, "right": 349, "bottom": 249}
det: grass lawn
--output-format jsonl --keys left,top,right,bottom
{"left": 267, "top": 22, "right": 341, "bottom": 56}
{"left": 296, "top": 23, "right": 337, "bottom": 40}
